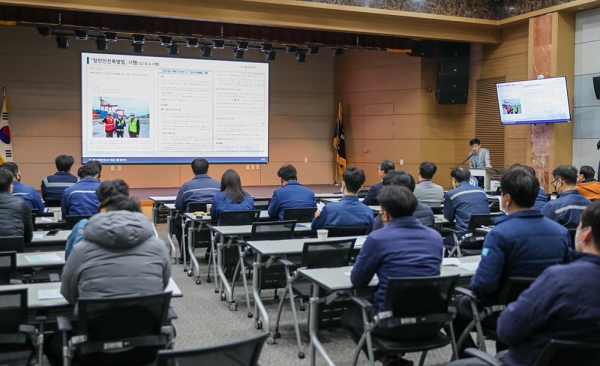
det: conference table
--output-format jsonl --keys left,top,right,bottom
{"left": 300, "top": 255, "right": 481, "bottom": 366}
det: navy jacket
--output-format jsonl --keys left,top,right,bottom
{"left": 210, "top": 192, "right": 255, "bottom": 225}
{"left": 443, "top": 181, "right": 490, "bottom": 236}
{"left": 534, "top": 187, "right": 548, "bottom": 211}
{"left": 351, "top": 216, "right": 443, "bottom": 311}
{"left": 268, "top": 181, "right": 316, "bottom": 221}
{"left": 497, "top": 251, "right": 600, "bottom": 366}
{"left": 362, "top": 182, "right": 382, "bottom": 206}
{"left": 470, "top": 210, "right": 569, "bottom": 305}
{"left": 372, "top": 203, "right": 434, "bottom": 230}
{"left": 542, "top": 189, "right": 591, "bottom": 229}
{"left": 175, "top": 174, "right": 220, "bottom": 212}
{"left": 12, "top": 181, "right": 45, "bottom": 213}
{"left": 311, "top": 195, "right": 374, "bottom": 231}
{"left": 61, "top": 178, "right": 101, "bottom": 217}
{"left": 41, "top": 171, "right": 77, "bottom": 200}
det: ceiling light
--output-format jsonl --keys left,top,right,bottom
{"left": 96, "top": 37, "right": 108, "bottom": 51}
{"left": 167, "top": 44, "right": 179, "bottom": 55}
{"left": 236, "top": 41, "right": 249, "bottom": 51}
{"left": 56, "top": 36, "right": 69, "bottom": 49}
{"left": 201, "top": 46, "right": 212, "bottom": 57}
{"left": 286, "top": 45, "right": 297, "bottom": 53}
{"left": 74, "top": 30, "right": 88, "bottom": 40}
{"left": 159, "top": 36, "right": 173, "bottom": 46}
{"left": 132, "top": 34, "right": 145, "bottom": 44}
{"left": 332, "top": 48, "right": 344, "bottom": 56}
{"left": 265, "top": 50, "right": 276, "bottom": 61}
{"left": 132, "top": 43, "right": 144, "bottom": 53}
{"left": 233, "top": 49, "right": 245, "bottom": 59}
{"left": 105, "top": 32, "right": 118, "bottom": 42}
{"left": 261, "top": 43, "right": 272, "bottom": 52}
{"left": 186, "top": 38, "right": 199, "bottom": 48}
{"left": 212, "top": 39, "right": 225, "bottom": 49}
{"left": 37, "top": 26, "right": 53, "bottom": 37}
{"left": 295, "top": 51, "right": 306, "bottom": 62}
{"left": 308, "top": 45, "right": 319, "bottom": 55}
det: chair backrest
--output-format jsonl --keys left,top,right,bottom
{"left": 466, "top": 213, "right": 505, "bottom": 233}
{"left": 497, "top": 277, "right": 536, "bottom": 305}
{"left": 533, "top": 340, "right": 600, "bottom": 366}
{"left": 283, "top": 207, "right": 317, "bottom": 223}
{"left": 253, "top": 198, "right": 271, "bottom": 211}
{"left": 250, "top": 220, "right": 296, "bottom": 241}
{"left": 568, "top": 228, "right": 577, "bottom": 249}
{"left": 44, "top": 198, "right": 62, "bottom": 208}
{"left": 357, "top": 189, "right": 369, "bottom": 198}
{"left": 324, "top": 225, "right": 371, "bottom": 238}
{"left": 77, "top": 292, "right": 172, "bottom": 363}
{"left": 0, "top": 288, "right": 28, "bottom": 334}
{"left": 0, "top": 251, "right": 17, "bottom": 285}
{"left": 301, "top": 239, "right": 356, "bottom": 269}
{"left": 219, "top": 210, "right": 261, "bottom": 227}
{"left": 431, "top": 206, "right": 444, "bottom": 215}
{"left": 187, "top": 202, "right": 207, "bottom": 213}
{"left": 381, "top": 275, "right": 460, "bottom": 340}
{"left": 30, "top": 209, "right": 38, "bottom": 228}
{"left": 156, "top": 333, "right": 268, "bottom": 366}
{"left": 0, "top": 237, "right": 25, "bottom": 253}
{"left": 65, "top": 215, "right": 91, "bottom": 230}
{"left": 368, "top": 198, "right": 379, "bottom": 206}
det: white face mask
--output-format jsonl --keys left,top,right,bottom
{"left": 574, "top": 229, "right": 584, "bottom": 251}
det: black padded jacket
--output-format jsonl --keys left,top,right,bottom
{"left": 0, "top": 191, "right": 33, "bottom": 243}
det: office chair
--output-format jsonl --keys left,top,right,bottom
{"left": 0, "top": 236, "right": 25, "bottom": 253}
{"left": 156, "top": 333, "right": 268, "bottom": 366}
{"left": 274, "top": 238, "right": 357, "bottom": 358}
{"left": 56, "top": 292, "right": 175, "bottom": 366}
{"left": 283, "top": 207, "right": 317, "bottom": 223}
{"left": 0, "top": 251, "right": 19, "bottom": 285}
{"left": 64, "top": 215, "right": 91, "bottom": 230}
{"left": 44, "top": 198, "right": 62, "bottom": 208}
{"left": 455, "top": 277, "right": 535, "bottom": 353}
{"left": 431, "top": 206, "right": 444, "bottom": 215}
{"left": 325, "top": 225, "right": 371, "bottom": 237}
{"left": 350, "top": 275, "right": 460, "bottom": 366}
{"left": 0, "top": 288, "right": 39, "bottom": 366}
{"left": 446, "top": 213, "right": 504, "bottom": 257}
{"left": 252, "top": 198, "right": 271, "bottom": 212}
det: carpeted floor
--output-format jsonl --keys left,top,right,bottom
{"left": 160, "top": 225, "right": 496, "bottom": 366}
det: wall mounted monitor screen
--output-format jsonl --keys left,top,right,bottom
{"left": 81, "top": 52, "right": 269, "bottom": 164}
{"left": 496, "top": 76, "right": 571, "bottom": 125}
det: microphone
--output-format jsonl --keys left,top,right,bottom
{"left": 457, "top": 152, "right": 474, "bottom": 167}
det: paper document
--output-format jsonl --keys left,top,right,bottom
{"left": 40, "top": 217, "right": 52, "bottom": 222}
{"left": 317, "top": 202, "right": 326, "bottom": 211}
{"left": 458, "top": 262, "right": 480, "bottom": 272}
{"left": 25, "top": 253, "right": 62, "bottom": 263}
{"left": 442, "top": 258, "right": 462, "bottom": 266}
{"left": 354, "top": 237, "right": 367, "bottom": 247}
{"left": 33, "top": 233, "right": 44, "bottom": 239}
{"left": 38, "top": 289, "right": 64, "bottom": 300}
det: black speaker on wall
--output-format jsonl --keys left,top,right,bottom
{"left": 593, "top": 76, "right": 600, "bottom": 100}
{"left": 436, "top": 41, "right": 470, "bottom": 104}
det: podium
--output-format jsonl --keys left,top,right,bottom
{"left": 470, "top": 168, "right": 510, "bottom": 190}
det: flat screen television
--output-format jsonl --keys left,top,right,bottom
{"left": 496, "top": 76, "right": 571, "bottom": 125}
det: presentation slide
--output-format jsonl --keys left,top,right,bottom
{"left": 81, "top": 53, "right": 269, "bottom": 164}
{"left": 496, "top": 77, "right": 571, "bottom": 125}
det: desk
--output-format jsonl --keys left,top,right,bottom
{"left": 149, "top": 196, "right": 177, "bottom": 226}
{"left": 17, "top": 251, "right": 65, "bottom": 269}
{"left": 299, "top": 257, "right": 480, "bottom": 366}
{"left": 29, "top": 230, "right": 71, "bottom": 252}
{"left": 34, "top": 217, "right": 66, "bottom": 230}
{"left": 209, "top": 224, "right": 314, "bottom": 310}
{"left": 245, "top": 236, "right": 367, "bottom": 338}
{"left": 434, "top": 214, "right": 451, "bottom": 229}
{"left": 475, "top": 227, "right": 492, "bottom": 236}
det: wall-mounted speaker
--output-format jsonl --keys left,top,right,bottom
{"left": 436, "top": 41, "right": 471, "bottom": 105}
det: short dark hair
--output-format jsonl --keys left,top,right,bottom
{"left": 419, "top": 162, "right": 437, "bottom": 179}
{"left": 581, "top": 201, "right": 600, "bottom": 252}
{"left": 580, "top": 166, "right": 595, "bottom": 180}
{"left": 96, "top": 179, "right": 130, "bottom": 202}
{"left": 191, "top": 158, "right": 209, "bottom": 175}
{"left": 377, "top": 186, "right": 418, "bottom": 219}
{"left": 451, "top": 166, "right": 471, "bottom": 183}
{"left": 552, "top": 165, "right": 578, "bottom": 185}
{"left": 510, "top": 163, "right": 536, "bottom": 177}
{"left": 0, "top": 168, "right": 13, "bottom": 192}
{"left": 55, "top": 155, "right": 74, "bottom": 172}
{"left": 78, "top": 164, "right": 99, "bottom": 179}
{"left": 342, "top": 166, "right": 366, "bottom": 193}
{"left": 469, "top": 138, "right": 481, "bottom": 146}
{"left": 500, "top": 170, "right": 539, "bottom": 208}
{"left": 1, "top": 162, "right": 18, "bottom": 178}
{"left": 87, "top": 160, "right": 102, "bottom": 173}
{"left": 382, "top": 170, "right": 416, "bottom": 192}
{"left": 98, "top": 194, "right": 142, "bottom": 213}
{"left": 379, "top": 160, "right": 395, "bottom": 174}
{"left": 221, "top": 169, "right": 246, "bottom": 204}
{"left": 277, "top": 164, "right": 297, "bottom": 181}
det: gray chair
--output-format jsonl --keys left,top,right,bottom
{"left": 0, "top": 236, "right": 24, "bottom": 253}
{"left": 283, "top": 207, "right": 317, "bottom": 224}
{"left": 445, "top": 213, "right": 504, "bottom": 257}
{"left": 0, "top": 288, "right": 39, "bottom": 366}
{"left": 325, "top": 225, "right": 371, "bottom": 237}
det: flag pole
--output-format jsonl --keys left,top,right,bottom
{"left": 333, "top": 101, "right": 340, "bottom": 186}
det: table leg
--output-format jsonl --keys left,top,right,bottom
{"left": 166, "top": 211, "right": 177, "bottom": 264}
{"left": 152, "top": 202, "right": 159, "bottom": 227}
{"left": 252, "top": 253, "right": 272, "bottom": 338}
{"left": 181, "top": 217, "right": 187, "bottom": 271}
{"left": 309, "top": 285, "right": 335, "bottom": 366}
{"left": 187, "top": 220, "right": 201, "bottom": 284}
{"left": 217, "top": 234, "right": 234, "bottom": 307}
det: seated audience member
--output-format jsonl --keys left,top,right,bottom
{"left": 450, "top": 201, "right": 600, "bottom": 366}
{"left": 210, "top": 169, "right": 255, "bottom": 225}
{"left": 543, "top": 165, "right": 591, "bottom": 229}
{"left": 174, "top": 158, "right": 220, "bottom": 257}
{"left": 362, "top": 159, "right": 395, "bottom": 205}
{"left": 341, "top": 186, "right": 443, "bottom": 365}
{"left": 46, "top": 195, "right": 171, "bottom": 366}
{"left": 510, "top": 163, "right": 547, "bottom": 210}
{"left": 372, "top": 170, "right": 434, "bottom": 230}
{"left": 61, "top": 163, "right": 102, "bottom": 218}
{"left": 267, "top": 164, "right": 316, "bottom": 221}
{"left": 311, "top": 166, "right": 374, "bottom": 231}
{"left": 413, "top": 161, "right": 444, "bottom": 207}
{"left": 449, "top": 170, "right": 570, "bottom": 356}
{"left": 41, "top": 155, "right": 77, "bottom": 200}
{"left": 0, "top": 168, "right": 33, "bottom": 243}
{"left": 1, "top": 162, "right": 44, "bottom": 213}
{"left": 443, "top": 166, "right": 490, "bottom": 247}
{"left": 576, "top": 165, "right": 600, "bottom": 200}
{"left": 65, "top": 179, "right": 130, "bottom": 259}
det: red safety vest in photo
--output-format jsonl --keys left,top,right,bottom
{"left": 103, "top": 116, "right": 115, "bottom": 132}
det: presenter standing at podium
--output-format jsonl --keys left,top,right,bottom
{"left": 468, "top": 138, "right": 492, "bottom": 168}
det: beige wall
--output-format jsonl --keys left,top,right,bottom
{"left": 0, "top": 24, "right": 334, "bottom": 188}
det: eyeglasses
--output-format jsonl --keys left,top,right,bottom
{"left": 551, "top": 178, "right": 560, "bottom": 187}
